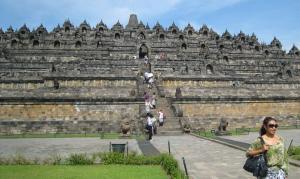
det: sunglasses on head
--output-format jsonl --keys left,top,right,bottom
{"left": 268, "top": 124, "right": 278, "bottom": 128}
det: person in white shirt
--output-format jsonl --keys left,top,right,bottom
{"left": 151, "top": 92, "right": 156, "bottom": 109}
{"left": 146, "top": 114, "right": 153, "bottom": 140}
{"left": 145, "top": 101, "right": 151, "bottom": 114}
{"left": 144, "top": 72, "right": 149, "bottom": 83}
{"left": 144, "top": 55, "right": 149, "bottom": 64}
{"left": 148, "top": 77, "right": 154, "bottom": 89}
{"left": 158, "top": 110, "right": 164, "bottom": 126}
{"left": 150, "top": 113, "right": 157, "bottom": 135}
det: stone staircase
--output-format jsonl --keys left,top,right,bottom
{"left": 154, "top": 95, "right": 182, "bottom": 135}
{"left": 139, "top": 92, "right": 183, "bottom": 136}
{"left": 138, "top": 61, "right": 183, "bottom": 136}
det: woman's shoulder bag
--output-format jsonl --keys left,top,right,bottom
{"left": 243, "top": 137, "right": 268, "bottom": 177}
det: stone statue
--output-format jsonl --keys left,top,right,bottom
{"left": 216, "top": 118, "right": 230, "bottom": 136}
{"left": 180, "top": 64, "right": 188, "bottom": 74}
{"left": 218, "top": 118, "right": 228, "bottom": 132}
{"left": 183, "top": 123, "right": 191, "bottom": 133}
{"left": 121, "top": 120, "right": 131, "bottom": 136}
{"left": 175, "top": 87, "right": 182, "bottom": 98}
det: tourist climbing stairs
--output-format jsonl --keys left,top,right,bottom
{"left": 155, "top": 95, "right": 183, "bottom": 135}
{"left": 138, "top": 83, "right": 183, "bottom": 135}
{"left": 138, "top": 61, "right": 183, "bottom": 135}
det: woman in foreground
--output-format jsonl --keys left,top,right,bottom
{"left": 246, "top": 117, "right": 289, "bottom": 179}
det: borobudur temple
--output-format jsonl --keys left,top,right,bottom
{"left": 0, "top": 14, "right": 299, "bottom": 135}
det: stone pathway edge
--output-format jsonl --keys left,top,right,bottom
{"left": 189, "top": 133, "right": 300, "bottom": 167}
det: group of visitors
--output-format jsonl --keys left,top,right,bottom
{"left": 141, "top": 55, "right": 166, "bottom": 141}
{"left": 143, "top": 91, "right": 165, "bottom": 140}
{"left": 144, "top": 72, "right": 154, "bottom": 89}
{"left": 144, "top": 92, "right": 156, "bottom": 112}
{"left": 145, "top": 110, "right": 165, "bottom": 141}
{"left": 142, "top": 55, "right": 154, "bottom": 89}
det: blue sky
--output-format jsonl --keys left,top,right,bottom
{"left": 0, "top": 0, "right": 299, "bottom": 50}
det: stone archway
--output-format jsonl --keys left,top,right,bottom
{"left": 33, "top": 40, "right": 39, "bottom": 47}
{"left": 54, "top": 41, "right": 60, "bottom": 48}
{"left": 139, "top": 44, "right": 148, "bottom": 59}
{"left": 206, "top": 64, "right": 214, "bottom": 74}
{"left": 11, "top": 39, "right": 18, "bottom": 48}
{"left": 81, "top": 27, "right": 87, "bottom": 33}
{"left": 115, "top": 33, "right": 120, "bottom": 39}
{"left": 138, "top": 32, "right": 145, "bottom": 40}
{"left": 65, "top": 27, "right": 70, "bottom": 33}
{"left": 75, "top": 41, "right": 82, "bottom": 48}
{"left": 286, "top": 70, "right": 292, "bottom": 78}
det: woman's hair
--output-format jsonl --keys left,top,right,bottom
{"left": 259, "top": 117, "right": 277, "bottom": 136}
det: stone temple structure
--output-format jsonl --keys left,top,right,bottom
{"left": 0, "top": 14, "right": 299, "bottom": 135}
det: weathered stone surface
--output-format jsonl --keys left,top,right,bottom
{"left": 0, "top": 104, "right": 139, "bottom": 121}
{"left": 180, "top": 102, "right": 300, "bottom": 117}
{"left": 0, "top": 14, "right": 299, "bottom": 134}
{"left": 177, "top": 102, "right": 300, "bottom": 129}
{"left": 0, "top": 104, "right": 140, "bottom": 134}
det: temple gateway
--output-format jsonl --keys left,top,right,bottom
{"left": 0, "top": 14, "right": 299, "bottom": 135}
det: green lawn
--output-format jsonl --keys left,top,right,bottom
{"left": 0, "top": 165, "right": 167, "bottom": 179}
{"left": 288, "top": 145, "right": 300, "bottom": 161}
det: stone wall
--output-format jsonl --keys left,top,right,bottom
{"left": 54, "top": 79, "right": 135, "bottom": 88}
{"left": 161, "top": 79, "right": 300, "bottom": 98}
{"left": 176, "top": 101, "right": 300, "bottom": 129}
{"left": 0, "top": 79, "right": 135, "bottom": 89}
{"left": 0, "top": 104, "right": 140, "bottom": 134}
{"left": 163, "top": 80, "right": 233, "bottom": 88}
{"left": 181, "top": 116, "right": 298, "bottom": 132}
{"left": 0, "top": 78, "right": 138, "bottom": 98}
{"left": 0, "top": 82, "right": 44, "bottom": 89}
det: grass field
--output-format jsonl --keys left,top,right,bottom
{"left": 0, "top": 165, "right": 167, "bottom": 179}
{"left": 288, "top": 145, "right": 300, "bottom": 161}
